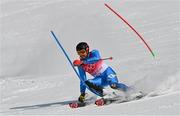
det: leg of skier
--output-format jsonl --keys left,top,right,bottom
{"left": 106, "top": 67, "right": 129, "bottom": 92}
{"left": 85, "top": 77, "right": 104, "bottom": 96}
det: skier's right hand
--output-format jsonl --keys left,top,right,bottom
{"left": 78, "top": 93, "right": 86, "bottom": 103}
{"left": 73, "top": 59, "right": 83, "bottom": 66}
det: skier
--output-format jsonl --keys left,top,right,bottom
{"left": 73, "top": 42, "right": 129, "bottom": 103}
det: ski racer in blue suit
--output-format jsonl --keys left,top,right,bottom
{"left": 73, "top": 42, "right": 129, "bottom": 103}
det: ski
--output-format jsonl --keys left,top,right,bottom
{"left": 69, "top": 92, "right": 146, "bottom": 108}
{"left": 69, "top": 100, "right": 93, "bottom": 108}
{"left": 69, "top": 102, "right": 86, "bottom": 108}
{"left": 68, "top": 95, "right": 96, "bottom": 108}
{"left": 95, "top": 91, "right": 146, "bottom": 106}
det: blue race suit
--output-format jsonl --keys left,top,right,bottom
{"left": 77, "top": 50, "right": 128, "bottom": 94}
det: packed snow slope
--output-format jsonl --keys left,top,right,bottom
{"left": 0, "top": 0, "right": 180, "bottom": 115}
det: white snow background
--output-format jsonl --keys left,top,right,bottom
{"left": 0, "top": 0, "right": 180, "bottom": 115}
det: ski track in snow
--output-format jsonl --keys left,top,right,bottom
{"left": 0, "top": 0, "right": 180, "bottom": 115}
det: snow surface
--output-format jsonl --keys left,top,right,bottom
{"left": 0, "top": 0, "right": 180, "bottom": 115}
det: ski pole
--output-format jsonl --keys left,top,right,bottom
{"left": 89, "top": 57, "right": 113, "bottom": 62}
{"left": 101, "top": 57, "right": 113, "bottom": 61}
{"left": 73, "top": 57, "right": 113, "bottom": 67}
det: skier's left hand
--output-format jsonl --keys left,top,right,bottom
{"left": 78, "top": 93, "right": 86, "bottom": 103}
{"left": 73, "top": 59, "right": 83, "bottom": 66}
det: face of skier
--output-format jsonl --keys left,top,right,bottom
{"left": 77, "top": 49, "right": 88, "bottom": 59}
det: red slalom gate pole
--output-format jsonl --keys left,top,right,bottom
{"left": 104, "top": 3, "right": 155, "bottom": 58}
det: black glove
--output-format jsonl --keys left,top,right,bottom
{"left": 78, "top": 93, "right": 86, "bottom": 103}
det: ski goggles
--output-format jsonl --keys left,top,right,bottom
{"left": 77, "top": 49, "right": 87, "bottom": 56}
